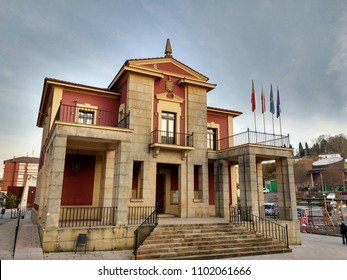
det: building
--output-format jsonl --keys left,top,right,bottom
{"left": 2, "top": 156, "right": 39, "bottom": 209}
{"left": 311, "top": 156, "right": 347, "bottom": 192}
{"left": 33, "top": 40, "right": 300, "bottom": 253}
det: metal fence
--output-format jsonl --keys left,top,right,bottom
{"left": 59, "top": 206, "right": 117, "bottom": 227}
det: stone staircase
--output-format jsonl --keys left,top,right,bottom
{"left": 135, "top": 222, "right": 291, "bottom": 260}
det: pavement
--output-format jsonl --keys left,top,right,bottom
{"left": 1, "top": 209, "right": 347, "bottom": 260}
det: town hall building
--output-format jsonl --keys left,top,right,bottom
{"left": 33, "top": 40, "right": 300, "bottom": 254}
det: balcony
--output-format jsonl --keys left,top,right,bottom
{"left": 150, "top": 129, "right": 194, "bottom": 159}
{"left": 216, "top": 129, "right": 290, "bottom": 151}
{"left": 55, "top": 103, "right": 130, "bottom": 129}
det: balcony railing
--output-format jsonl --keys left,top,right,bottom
{"left": 217, "top": 129, "right": 290, "bottom": 150}
{"left": 151, "top": 129, "right": 193, "bottom": 147}
{"left": 55, "top": 103, "right": 130, "bottom": 129}
{"left": 59, "top": 206, "right": 117, "bottom": 227}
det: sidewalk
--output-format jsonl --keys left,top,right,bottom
{"left": 1, "top": 210, "right": 346, "bottom": 260}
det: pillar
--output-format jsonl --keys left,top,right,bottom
{"left": 45, "top": 135, "right": 67, "bottom": 229}
{"left": 276, "top": 157, "right": 297, "bottom": 220}
{"left": 114, "top": 141, "right": 131, "bottom": 225}
{"left": 215, "top": 159, "right": 230, "bottom": 218}
{"left": 238, "top": 153, "right": 259, "bottom": 216}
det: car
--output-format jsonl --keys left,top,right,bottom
{"left": 263, "top": 188, "right": 270, "bottom": 194}
{"left": 326, "top": 193, "right": 336, "bottom": 200}
{"left": 341, "top": 191, "right": 347, "bottom": 195}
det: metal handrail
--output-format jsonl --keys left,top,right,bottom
{"left": 230, "top": 205, "right": 289, "bottom": 248}
{"left": 133, "top": 208, "right": 158, "bottom": 259}
{"left": 55, "top": 103, "right": 130, "bottom": 129}
{"left": 59, "top": 206, "right": 117, "bottom": 227}
{"left": 151, "top": 129, "right": 193, "bottom": 147}
{"left": 218, "top": 129, "right": 290, "bottom": 150}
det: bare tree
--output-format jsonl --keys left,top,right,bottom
{"left": 294, "top": 157, "right": 314, "bottom": 191}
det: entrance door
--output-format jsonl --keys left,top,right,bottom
{"left": 156, "top": 174, "right": 165, "bottom": 213}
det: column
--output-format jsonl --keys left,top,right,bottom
{"left": 214, "top": 159, "right": 229, "bottom": 218}
{"left": 114, "top": 142, "right": 131, "bottom": 225}
{"left": 238, "top": 153, "right": 259, "bottom": 216}
{"left": 276, "top": 157, "right": 297, "bottom": 220}
{"left": 45, "top": 135, "right": 67, "bottom": 229}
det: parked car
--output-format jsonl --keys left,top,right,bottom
{"left": 264, "top": 203, "right": 277, "bottom": 216}
{"left": 326, "top": 193, "right": 336, "bottom": 200}
{"left": 341, "top": 191, "right": 347, "bottom": 195}
{"left": 263, "top": 188, "right": 270, "bottom": 194}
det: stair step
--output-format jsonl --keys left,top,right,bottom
{"left": 135, "top": 222, "right": 291, "bottom": 260}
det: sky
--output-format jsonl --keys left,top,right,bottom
{"left": 1, "top": 0, "right": 347, "bottom": 177}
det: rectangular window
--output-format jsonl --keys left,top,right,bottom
{"left": 132, "top": 161, "right": 143, "bottom": 199}
{"left": 194, "top": 165, "right": 203, "bottom": 199}
{"left": 207, "top": 128, "right": 217, "bottom": 150}
{"left": 78, "top": 110, "right": 94, "bottom": 125}
{"left": 161, "top": 112, "right": 176, "bottom": 144}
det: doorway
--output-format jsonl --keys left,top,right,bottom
{"left": 156, "top": 174, "right": 165, "bottom": 213}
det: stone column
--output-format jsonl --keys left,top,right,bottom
{"left": 214, "top": 159, "right": 229, "bottom": 218}
{"left": 100, "top": 146, "right": 116, "bottom": 208}
{"left": 238, "top": 153, "right": 259, "bottom": 216}
{"left": 114, "top": 142, "right": 131, "bottom": 225}
{"left": 229, "top": 164, "right": 238, "bottom": 206}
{"left": 276, "top": 157, "right": 297, "bottom": 220}
{"left": 257, "top": 161, "right": 264, "bottom": 217}
{"left": 45, "top": 135, "right": 67, "bottom": 229}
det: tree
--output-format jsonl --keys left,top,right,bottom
{"left": 298, "top": 142, "right": 305, "bottom": 157}
{"left": 323, "top": 161, "right": 344, "bottom": 193}
{"left": 294, "top": 157, "right": 314, "bottom": 191}
{"left": 305, "top": 142, "right": 310, "bottom": 156}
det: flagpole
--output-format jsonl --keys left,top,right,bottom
{"left": 261, "top": 82, "right": 266, "bottom": 134}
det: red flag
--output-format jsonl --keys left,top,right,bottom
{"left": 251, "top": 80, "right": 256, "bottom": 112}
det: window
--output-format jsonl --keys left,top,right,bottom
{"left": 194, "top": 165, "right": 203, "bottom": 199}
{"left": 78, "top": 110, "right": 94, "bottom": 125}
{"left": 161, "top": 112, "right": 176, "bottom": 144}
{"left": 132, "top": 161, "right": 143, "bottom": 199}
{"left": 207, "top": 128, "right": 217, "bottom": 150}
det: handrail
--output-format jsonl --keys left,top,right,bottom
{"left": 151, "top": 129, "right": 193, "bottom": 147}
{"left": 133, "top": 208, "right": 158, "bottom": 259}
{"left": 230, "top": 205, "right": 289, "bottom": 248}
{"left": 218, "top": 129, "right": 290, "bottom": 150}
{"left": 55, "top": 103, "right": 130, "bottom": 129}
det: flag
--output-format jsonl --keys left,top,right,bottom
{"left": 261, "top": 83, "right": 266, "bottom": 113}
{"left": 269, "top": 83, "right": 275, "bottom": 114}
{"left": 251, "top": 80, "right": 256, "bottom": 112}
{"left": 276, "top": 86, "right": 281, "bottom": 118}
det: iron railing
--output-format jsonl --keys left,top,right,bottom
{"left": 133, "top": 207, "right": 158, "bottom": 259}
{"left": 151, "top": 129, "right": 193, "bottom": 147}
{"left": 128, "top": 206, "right": 156, "bottom": 225}
{"left": 259, "top": 206, "right": 293, "bottom": 221}
{"left": 218, "top": 129, "right": 290, "bottom": 150}
{"left": 55, "top": 103, "right": 130, "bottom": 129}
{"left": 59, "top": 206, "right": 117, "bottom": 227}
{"left": 230, "top": 205, "right": 289, "bottom": 248}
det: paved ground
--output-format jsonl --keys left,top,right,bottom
{"left": 1, "top": 210, "right": 346, "bottom": 260}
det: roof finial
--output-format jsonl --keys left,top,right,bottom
{"left": 165, "top": 38, "right": 173, "bottom": 58}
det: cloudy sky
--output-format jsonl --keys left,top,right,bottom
{"left": 1, "top": 0, "right": 346, "bottom": 176}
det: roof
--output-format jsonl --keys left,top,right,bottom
{"left": 37, "top": 78, "right": 119, "bottom": 127}
{"left": 312, "top": 157, "right": 344, "bottom": 167}
{"left": 108, "top": 39, "right": 214, "bottom": 90}
{"left": 207, "top": 106, "right": 243, "bottom": 117}
{"left": 4, "top": 157, "right": 39, "bottom": 164}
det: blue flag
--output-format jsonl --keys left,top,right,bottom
{"left": 269, "top": 84, "right": 275, "bottom": 114}
{"left": 276, "top": 86, "right": 281, "bottom": 118}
